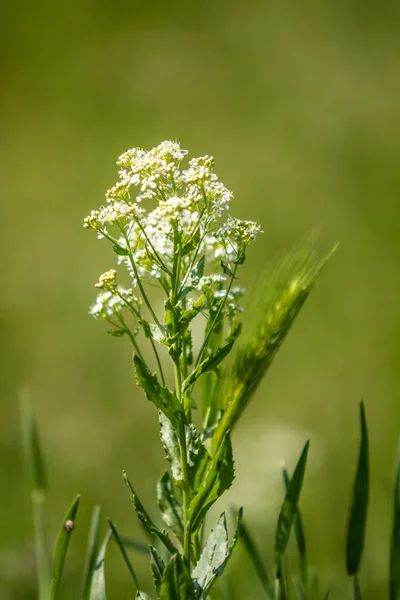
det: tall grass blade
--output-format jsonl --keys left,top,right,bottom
{"left": 50, "top": 494, "right": 81, "bottom": 599}
{"left": 108, "top": 519, "right": 140, "bottom": 590}
{"left": 81, "top": 505, "right": 101, "bottom": 600}
{"left": 274, "top": 441, "right": 310, "bottom": 578}
{"left": 346, "top": 402, "right": 369, "bottom": 576}
{"left": 283, "top": 467, "right": 308, "bottom": 593}
{"left": 19, "top": 390, "right": 50, "bottom": 600}
{"left": 90, "top": 528, "right": 113, "bottom": 600}
{"left": 389, "top": 437, "right": 400, "bottom": 600}
{"left": 352, "top": 574, "right": 361, "bottom": 599}
{"left": 239, "top": 517, "right": 272, "bottom": 597}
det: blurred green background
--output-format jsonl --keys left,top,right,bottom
{"left": 1, "top": 1, "right": 400, "bottom": 598}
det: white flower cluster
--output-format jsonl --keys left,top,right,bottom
{"left": 85, "top": 141, "right": 261, "bottom": 324}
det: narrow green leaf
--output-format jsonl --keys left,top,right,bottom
{"left": 188, "top": 432, "right": 235, "bottom": 532}
{"left": 81, "top": 505, "right": 101, "bottom": 600}
{"left": 156, "top": 472, "right": 184, "bottom": 540}
{"left": 193, "top": 513, "right": 229, "bottom": 597}
{"left": 123, "top": 471, "right": 176, "bottom": 554}
{"left": 274, "top": 441, "right": 310, "bottom": 577}
{"left": 134, "top": 355, "right": 183, "bottom": 425}
{"left": 352, "top": 575, "right": 361, "bottom": 600}
{"left": 50, "top": 494, "right": 81, "bottom": 599}
{"left": 118, "top": 536, "right": 150, "bottom": 555}
{"left": 283, "top": 467, "right": 308, "bottom": 592}
{"left": 389, "top": 437, "right": 400, "bottom": 600}
{"left": 322, "top": 592, "right": 330, "bottom": 600}
{"left": 240, "top": 517, "right": 270, "bottom": 591}
{"left": 159, "top": 553, "right": 196, "bottom": 600}
{"left": 113, "top": 244, "right": 129, "bottom": 256}
{"left": 346, "top": 402, "right": 369, "bottom": 576}
{"left": 31, "top": 489, "right": 51, "bottom": 600}
{"left": 90, "top": 528, "right": 113, "bottom": 600}
{"left": 19, "top": 389, "right": 47, "bottom": 491}
{"left": 108, "top": 519, "right": 140, "bottom": 590}
{"left": 149, "top": 545, "right": 165, "bottom": 593}
{"left": 183, "top": 341, "right": 235, "bottom": 392}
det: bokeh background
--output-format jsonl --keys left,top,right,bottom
{"left": 1, "top": 1, "right": 400, "bottom": 598}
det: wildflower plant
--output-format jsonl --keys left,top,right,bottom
{"left": 81, "top": 140, "right": 326, "bottom": 598}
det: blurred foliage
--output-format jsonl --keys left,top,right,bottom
{"left": 1, "top": 0, "right": 400, "bottom": 598}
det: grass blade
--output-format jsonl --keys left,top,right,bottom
{"left": 239, "top": 518, "right": 272, "bottom": 597}
{"left": 81, "top": 505, "right": 101, "bottom": 600}
{"left": 283, "top": 467, "right": 308, "bottom": 592}
{"left": 390, "top": 437, "right": 400, "bottom": 600}
{"left": 322, "top": 593, "right": 330, "bottom": 600}
{"left": 346, "top": 402, "right": 369, "bottom": 576}
{"left": 90, "top": 528, "right": 113, "bottom": 600}
{"left": 19, "top": 390, "right": 50, "bottom": 600}
{"left": 274, "top": 441, "right": 310, "bottom": 578}
{"left": 108, "top": 519, "right": 140, "bottom": 590}
{"left": 50, "top": 494, "right": 81, "bottom": 599}
{"left": 352, "top": 574, "right": 361, "bottom": 599}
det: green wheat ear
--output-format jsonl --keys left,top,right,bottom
{"left": 211, "top": 236, "right": 338, "bottom": 454}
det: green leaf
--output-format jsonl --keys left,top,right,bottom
{"left": 282, "top": 467, "right": 308, "bottom": 592}
{"left": 81, "top": 505, "right": 101, "bottom": 600}
{"left": 107, "top": 329, "right": 127, "bottom": 337}
{"left": 50, "top": 494, "right": 81, "bottom": 599}
{"left": 134, "top": 355, "right": 183, "bottom": 425}
{"left": 352, "top": 575, "right": 362, "bottom": 600}
{"left": 136, "top": 592, "right": 153, "bottom": 600}
{"left": 192, "top": 513, "right": 229, "bottom": 597}
{"left": 108, "top": 519, "right": 140, "bottom": 590}
{"left": 159, "top": 413, "right": 182, "bottom": 481}
{"left": 322, "top": 593, "right": 330, "bottom": 600}
{"left": 117, "top": 536, "right": 149, "bottom": 555}
{"left": 188, "top": 432, "right": 235, "bottom": 532}
{"left": 19, "top": 389, "right": 50, "bottom": 600}
{"left": 159, "top": 553, "right": 196, "bottom": 600}
{"left": 183, "top": 341, "right": 234, "bottom": 392}
{"left": 113, "top": 244, "right": 129, "bottom": 256}
{"left": 274, "top": 441, "right": 309, "bottom": 577}
{"left": 156, "top": 472, "right": 184, "bottom": 540}
{"left": 390, "top": 437, "right": 400, "bottom": 600}
{"left": 346, "top": 402, "right": 369, "bottom": 576}
{"left": 220, "top": 260, "right": 237, "bottom": 278}
{"left": 149, "top": 545, "right": 165, "bottom": 593}
{"left": 123, "top": 471, "right": 176, "bottom": 554}
{"left": 89, "top": 528, "right": 113, "bottom": 600}
{"left": 239, "top": 517, "right": 270, "bottom": 593}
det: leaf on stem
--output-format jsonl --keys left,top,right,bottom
{"left": 158, "top": 553, "right": 196, "bottom": 600}
{"left": 149, "top": 545, "right": 165, "bottom": 593}
{"left": 123, "top": 471, "right": 176, "bottom": 555}
{"left": 89, "top": 528, "right": 113, "bottom": 600}
{"left": 188, "top": 432, "right": 235, "bottom": 532}
{"left": 134, "top": 355, "right": 183, "bottom": 426}
{"left": 156, "top": 472, "right": 184, "bottom": 541}
{"left": 183, "top": 341, "right": 234, "bottom": 393}
{"left": 50, "top": 494, "right": 81, "bottom": 599}
{"left": 193, "top": 513, "right": 229, "bottom": 597}
{"left": 346, "top": 402, "right": 369, "bottom": 576}
{"left": 274, "top": 441, "right": 309, "bottom": 578}
{"left": 81, "top": 505, "right": 101, "bottom": 600}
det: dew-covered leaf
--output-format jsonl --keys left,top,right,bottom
{"left": 192, "top": 513, "right": 228, "bottom": 597}
{"left": 156, "top": 472, "right": 184, "bottom": 540}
